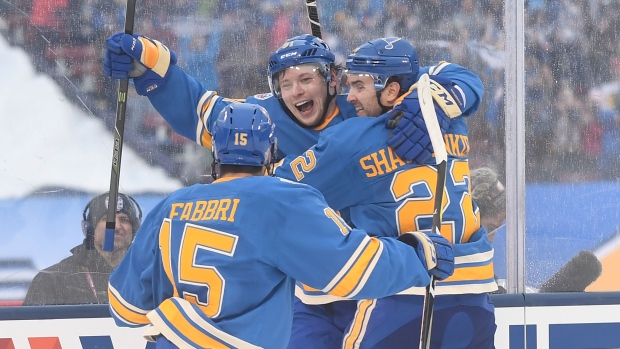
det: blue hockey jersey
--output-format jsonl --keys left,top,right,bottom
{"left": 275, "top": 63, "right": 496, "bottom": 302}
{"left": 146, "top": 65, "right": 356, "bottom": 159}
{"left": 108, "top": 176, "right": 434, "bottom": 349}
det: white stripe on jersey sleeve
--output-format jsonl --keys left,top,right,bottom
{"left": 346, "top": 241, "right": 384, "bottom": 298}
{"left": 321, "top": 235, "right": 371, "bottom": 294}
{"left": 195, "top": 91, "right": 218, "bottom": 143}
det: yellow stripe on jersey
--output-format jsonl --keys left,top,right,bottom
{"left": 108, "top": 285, "right": 150, "bottom": 326}
{"left": 151, "top": 298, "right": 231, "bottom": 349}
{"left": 196, "top": 91, "right": 219, "bottom": 148}
{"left": 443, "top": 262, "right": 494, "bottom": 283}
{"left": 312, "top": 104, "right": 341, "bottom": 130}
{"left": 301, "top": 283, "right": 321, "bottom": 292}
{"left": 343, "top": 299, "right": 377, "bottom": 349}
{"left": 327, "top": 237, "right": 381, "bottom": 297}
{"left": 396, "top": 249, "right": 496, "bottom": 295}
{"left": 200, "top": 128, "right": 213, "bottom": 149}
{"left": 159, "top": 218, "right": 179, "bottom": 297}
{"left": 148, "top": 298, "right": 263, "bottom": 349}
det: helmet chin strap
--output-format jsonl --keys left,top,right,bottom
{"left": 211, "top": 156, "right": 219, "bottom": 180}
{"left": 376, "top": 90, "right": 391, "bottom": 115}
{"left": 318, "top": 83, "right": 337, "bottom": 125}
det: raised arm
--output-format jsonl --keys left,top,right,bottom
{"left": 104, "top": 33, "right": 240, "bottom": 149}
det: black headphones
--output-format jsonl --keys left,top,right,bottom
{"left": 81, "top": 193, "right": 143, "bottom": 249}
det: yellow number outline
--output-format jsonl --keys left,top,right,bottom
{"left": 390, "top": 160, "right": 479, "bottom": 243}
{"left": 159, "top": 220, "right": 238, "bottom": 318}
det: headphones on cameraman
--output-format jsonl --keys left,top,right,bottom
{"left": 81, "top": 193, "right": 143, "bottom": 249}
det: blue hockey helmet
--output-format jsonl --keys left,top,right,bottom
{"left": 268, "top": 34, "right": 336, "bottom": 99}
{"left": 212, "top": 103, "right": 277, "bottom": 167}
{"left": 342, "top": 37, "right": 419, "bottom": 94}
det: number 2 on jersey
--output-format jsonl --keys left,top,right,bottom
{"left": 391, "top": 159, "right": 479, "bottom": 244}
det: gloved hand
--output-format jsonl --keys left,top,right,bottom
{"left": 103, "top": 33, "right": 177, "bottom": 95}
{"left": 398, "top": 231, "right": 454, "bottom": 281}
{"left": 387, "top": 75, "right": 465, "bottom": 164}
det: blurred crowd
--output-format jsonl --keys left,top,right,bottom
{"left": 2, "top": 0, "right": 620, "bottom": 184}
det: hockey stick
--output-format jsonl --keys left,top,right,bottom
{"left": 103, "top": 0, "right": 137, "bottom": 252}
{"left": 305, "top": 0, "right": 322, "bottom": 39}
{"left": 417, "top": 73, "right": 448, "bottom": 349}
{"left": 538, "top": 250, "right": 602, "bottom": 292}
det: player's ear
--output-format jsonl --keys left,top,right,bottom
{"left": 382, "top": 81, "right": 401, "bottom": 106}
{"left": 329, "top": 68, "right": 338, "bottom": 87}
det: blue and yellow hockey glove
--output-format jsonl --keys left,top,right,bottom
{"left": 398, "top": 231, "right": 454, "bottom": 281}
{"left": 104, "top": 33, "right": 177, "bottom": 96}
{"left": 387, "top": 75, "right": 464, "bottom": 164}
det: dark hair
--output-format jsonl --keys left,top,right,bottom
{"left": 218, "top": 164, "right": 265, "bottom": 177}
{"left": 470, "top": 167, "right": 505, "bottom": 218}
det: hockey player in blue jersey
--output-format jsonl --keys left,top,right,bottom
{"left": 274, "top": 38, "right": 497, "bottom": 348}
{"left": 103, "top": 33, "right": 435, "bottom": 164}
{"left": 107, "top": 103, "right": 455, "bottom": 349}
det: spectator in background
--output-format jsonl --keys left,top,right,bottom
{"left": 580, "top": 104, "right": 603, "bottom": 181}
{"left": 10, "top": 0, "right": 620, "bottom": 184}
{"left": 471, "top": 166, "right": 506, "bottom": 294}
{"left": 471, "top": 167, "right": 506, "bottom": 243}
{"left": 22, "top": 192, "right": 141, "bottom": 306}
{"left": 178, "top": 27, "right": 222, "bottom": 91}
{"left": 28, "top": 0, "right": 68, "bottom": 71}
{"left": 270, "top": 2, "right": 294, "bottom": 51}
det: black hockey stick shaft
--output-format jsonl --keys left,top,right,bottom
{"left": 305, "top": 0, "right": 322, "bottom": 39}
{"left": 417, "top": 74, "right": 448, "bottom": 349}
{"left": 539, "top": 250, "right": 602, "bottom": 292}
{"left": 104, "top": 0, "right": 137, "bottom": 252}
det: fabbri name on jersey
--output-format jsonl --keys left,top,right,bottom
{"left": 169, "top": 199, "right": 240, "bottom": 222}
{"left": 360, "top": 134, "right": 471, "bottom": 178}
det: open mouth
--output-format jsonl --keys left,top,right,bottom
{"left": 296, "top": 100, "right": 314, "bottom": 114}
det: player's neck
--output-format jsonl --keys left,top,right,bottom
{"left": 217, "top": 172, "right": 264, "bottom": 181}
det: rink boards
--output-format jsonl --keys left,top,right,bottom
{"left": 0, "top": 293, "right": 619, "bottom": 349}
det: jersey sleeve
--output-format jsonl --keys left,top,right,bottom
{"left": 438, "top": 226, "right": 496, "bottom": 293}
{"left": 271, "top": 185, "right": 430, "bottom": 300}
{"left": 108, "top": 200, "right": 170, "bottom": 328}
{"left": 146, "top": 65, "right": 244, "bottom": 149}
{"left": 273, "top": 128, "right": 358, "bottom": 210}
{"left": 428, "top": 61, "right": 484, "bottom": 117}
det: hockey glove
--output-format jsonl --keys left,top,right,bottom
{"left": 398, "top": 231, "right": 454, "bottom": 281}
{"left": 104, "top": 33, "right": 177, "bottom": 96}
{"left": 387, "top": 75, "right": 465, "bottom": 164}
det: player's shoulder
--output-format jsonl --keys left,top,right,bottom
{"left": 336, "top": 95, "right": 357, "bottom": 120}
{"left": 251, "top": 176, "right": 325, "bottom": 202}
{"left": 323, "top": 114, "right": 386, "bottom": 141}
{"left": 247, "top": 92, "right": 275, "bottom": 102}
{"left": 245, "top": 92, "right": 280, "bottom": 108}
{"left": 420, "top": 61, "right": 470, "bottom": 76}
{"left": 159, "top": 178, "right": 318, "bottom": 208}
{"left": 254, "top": 175, "right": 320, "bottom": 192}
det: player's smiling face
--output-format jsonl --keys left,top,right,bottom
{"left": 279, "top": 64, "right": 330, "bottom": 127}
{"left": 345, "top": 73, "right": 383, "bottom": 117}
